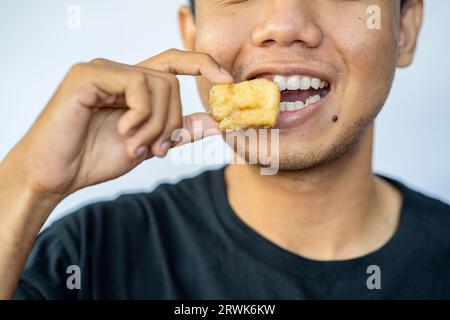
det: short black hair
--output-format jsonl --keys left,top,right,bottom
{"left": 188, "top": 0, "right": 407, "bottom": 16}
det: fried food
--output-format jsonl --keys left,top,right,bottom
{"left": 208, "top": 78, "right": 280, "bottom": 131}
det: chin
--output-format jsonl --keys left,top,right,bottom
{"left": 240, "top": 128, "right": 366, "bottom": 173}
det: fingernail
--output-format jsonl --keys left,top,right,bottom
{"left": 160, "top": 141, "right": 171, "bottom": 154}
{"left": 135, "top": 146, "right": 148, "bottom": 157}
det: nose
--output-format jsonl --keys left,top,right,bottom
{"left": 251, "top": 0, "right": 322, "bottom": 49}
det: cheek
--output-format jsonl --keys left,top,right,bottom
{"left": 195, "top": 17, "right": 250, "bottom": 71}
{"left": 194, "top": 20, "right": 250, "bottom": 109}
{"left": 331, "top": 13, "right": 398, "bottom": 119}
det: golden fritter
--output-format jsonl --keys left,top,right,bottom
{"left": 209, "top": 78, "right": 280, "bottom": 131}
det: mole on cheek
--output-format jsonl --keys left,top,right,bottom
{"left": 332, "top": 115, "right": 339, "bottom": 123}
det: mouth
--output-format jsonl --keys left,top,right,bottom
{"left": 248, "top": 73, "right": 331, "bottom": 112}
{"left": 244, "top": 65, "right": 335, "bottom": 129}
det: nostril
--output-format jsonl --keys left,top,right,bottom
{"left": 260, "top": 39, "right": 277, "bottom": 48}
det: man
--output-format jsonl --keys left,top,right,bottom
{"left": 0, "top": 0, "right": 448, "bottom": 299}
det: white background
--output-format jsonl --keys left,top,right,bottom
{"left": 0, "top": 0, "right": 449, "bottom": 227}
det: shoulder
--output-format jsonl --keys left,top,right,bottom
{"left": 401, "top": 181, "right": 450, "bottom": 225}
{"left": 406, "top": 186, "right": 450, "bottom": 244}
{"left": 397, "top": 182, "right": 450, "bottom": 295}
{"left": 381, "top": 174, "right": 449, "bottom": 217}
{"left": 383, "top": 175, "right": 450, "bottom": 244}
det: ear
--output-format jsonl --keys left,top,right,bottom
{"left": 179, "top": 6, "right": 196, "bottom": 51}
{"left": 397, "top": 0, "right": 424, "bottom": 68}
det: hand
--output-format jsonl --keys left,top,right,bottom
{"left": 1, "top": 49, "right": 233, "bottom": 200}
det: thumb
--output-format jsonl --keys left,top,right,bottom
{"left": 171, "top": 112, "right": 222, "bottom": 147}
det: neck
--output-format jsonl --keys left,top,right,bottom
{"left": 225, "top": 126, "right": 402, "bottom": 261}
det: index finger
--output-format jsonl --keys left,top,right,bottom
{"left": 136, "top": 49, "right": 234, "bottom": 84}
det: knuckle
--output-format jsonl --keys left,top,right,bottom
{"left": 68, "top": 63, "right": 88, "bottom": 76}
{"left": 131, "top": 71, "right": 148, "bottom": 87}
{"left": 168, "top": 74, "right": 180, "bottom": 89}
{"left": 198, "top": 55, "right": 217, "bottom": 71}
{"left": 165, "top": 48, "right": 179, "bottom": 55}
{"left": 155, "top": 77, "right": 171, "bottom": 91}
{"left": 199, "top": 52, "right": 215, "bottom": 63}
{"left": 88, "top": 58, "right": 110, "bottom": 65}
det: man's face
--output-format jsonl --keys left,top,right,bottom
{"left": 180, "top": 0, "right": 421, "bottom": 170}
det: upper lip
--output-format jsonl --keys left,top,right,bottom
{"left": 243, "top": 63, "right": 336, "bottom": 85}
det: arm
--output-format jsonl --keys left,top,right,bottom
{"left": 0, "top": 161, "right": 61, "bottom": 299}
{"left": 0, "top": 49, "right": 232, "bottom": 299}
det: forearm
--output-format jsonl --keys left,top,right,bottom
{"left": 0, "top": 160, "right": 61, "bottom": 299}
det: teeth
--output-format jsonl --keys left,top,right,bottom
{"left": 286, "top": 76, "right": 301, "bottom": 90}
{"left": 305, "top": 94, "right": 321, "bottom": 106}
{"left": 295, "top": 101, "right": 305, "bottom": 110}
{"left": 311, "top": 78, "right": 321, "bottom": 90}
{"left": 273, "top": 75, "right": 287, "bottom": 91}
{"left": 286, "top": 102, "right": 296, "bottom": 111}
{"left": 312, "top": 94, "right": 321, "bottom": 103}
{"left": 267, "top": 74, "right": 329, "bottom": 92}
{"left": 300, "top": 77, "right": 311, "bottom": 90}
{"left": 280, "top": 95, "right": 322, "bottom": 112}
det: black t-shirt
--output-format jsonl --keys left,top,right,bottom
{"left": 14, "top": 167, "right": 450, "bottom": 299}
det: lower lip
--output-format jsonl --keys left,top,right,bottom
{"left": 275, "top": 95, "right": 328, "bottom": 129}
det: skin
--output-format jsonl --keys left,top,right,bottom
{"left": 178, "top": 0, "right": 423, "bottom": 259}
{"left": 0, "top": 0, "right": 423, "bottom": 298}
